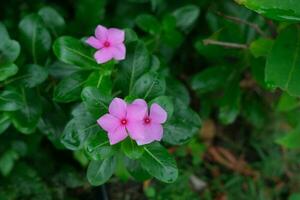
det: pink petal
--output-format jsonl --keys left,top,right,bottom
{"left": 95, "top": 25, "right": 108, "bottom": 41}
{"left": 136, "top": 123, "right": 163, "bottom": 145}
{"left": 109, "top": 97, "right": 127, "bottom": 119}
{"left": 107, "top": 125, "right": 128, "bottom": 145}
{"left": 86, "top": 36, "right": 103, "bottom": 49}
{"left": 107, "top": 28, "right": 125, "bottom": 44}
{"left": 94, "top": 48, "right": 113, "bottom": 64}
{"left": 126, "top": 121, "right": 145, "bottom": 140}
{"left": 111, "top": 43, "right": 126, "bottom": 60}
{"left": 97, "top": 114, "right": 120, "bottom": 132}
{"left": 127, "top": 102, "right": 147, "bottom": 121}
{"left": 131, "top": 99, "right": 148, "bottom": 108}
{"left": 150, "top": 103, "right": 167, "bottom": 124}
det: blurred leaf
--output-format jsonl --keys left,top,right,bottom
{"left": 0, "top": 149, "right": 19, "bottom": 176}
{"left": 277, "top": 92, "right": 300, "bottom": 112}
{"left": 136, "top": 14, "right": 161, "bottom": 35}
{"left": 0, "top": 113, "right": 10, "bottom": 134}
{"left": 0, "top": 87, "right": 23, "bottom": 111}
{"left": 19, "top": 14, "right": 51, "bottom": 64}
{"left": 0, "top": 63, "right": 18, "bottom": 81}
{"left": 38, "top": 6, "right": 65, "bottom": 37}
{"left": 277, "top": 126, "right": 300, "bottom": 149}
{"left": 17, "top": 64, "right": 48, "bottom": 88}
{"left": 266, "top": 25, "right": 300, "bottom": 96}
{"left": 249, "top": 38, "right": 273, "bottom": 58}
{"left": 125, "top": 159, "right": 151, "bottom": 181}
{"left": 87, "top": 156, "right": 116, "bottom": 186}
{"left": 139, "top": 142, "right": 178, "bottom": 183}
{"left": 289, "top": 193, "right": 300, "bottom": 200}
{"left": 173, "top": 5, "right": 200, "bottom": 32}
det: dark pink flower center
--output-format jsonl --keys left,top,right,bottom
{"left": 120, "top": 118, "right": 127, "bottom": 125}
{"left": 103, "top": 41, "right": 110, "bottom": 47}
{"left": 144, "top": 117, "right": 151, "bottom": 124}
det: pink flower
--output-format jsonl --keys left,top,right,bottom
{"left": 86, "top": 25, "right": 126, "bottom": 64}
{"left": 97, "top": 98, "right": 147, "bottom": 145}
{"left": 130, "top": 99, "right": 167, "bottom": 145}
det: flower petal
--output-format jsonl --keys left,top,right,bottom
{"left": 111, "top": 43, "right": 126, "bottom": 60}
{"left": 94, "top": 48, "right": 113, "bottom": 64}
{"left": 127, "top": 102, "right": 147, "bottom": 121}
{"left": 150, "top": 103, "right": 167, "bottom": 123}
{"left": 132, "top": 99, "right": 148, "bottom": 108}
{"left": 127, "top": 121, "right": 145, "bottom": 140}
{"left": 95, "top": 25, "right": 108, "bottom": 41}
{"left": 107, "top": 125, "right": 128, "bottom": 145}
{"left": 109, "top": 97, "right": 127, "bottom": 118}
{"left": 86, "top": 36, "right": 103, "bottom": 49}
{"left": 107, "top": 28, "right": 125, "bottom": 44}
{"left": 136, "top": 124, "right": 163, "bottom": 145}
{"left": 97, "top": 114, "right": 120, "bottom": 132}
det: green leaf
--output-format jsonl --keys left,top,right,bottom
{"left": 266, "top": 25, "right": 300, "bottom": 96}
{"left": 124, "top": 28, "right": 138, "bottom": 43}
{"left": 0, "top": 87, "right": 23, "bottom": 111}
{"left": 238, "top": 0, "right": 300, "bottom": 21}
{"left": 121, "top": 139, "right": 144, "bottom": 159}
{"left": 16, "top": 64, "right": 48, "bottom": 88}
{"left": 87, "top": 156, "right": 116, "bottom": 186}
{"left": 163, "top": 99, "right": 201, "bottom": 145}
{"left": 277, "top": 92, "right": 300, "bottom": 112}
{"left": 0, "top": 113, "right": 10, "bottom": 135}
{"left": 53, "top": 71, "right": 89, "bottom": 103}
{"left": 117, "top": 41, "right": 150, "bottom": 94}
{"left": 0, "top": 63, "right": 18, "bottom": 81}
{"left": 81, "top": 86, "right": 111, "bottom": 117}
{"left": 85, "top": 131, "right": 115, "bottom": 160}
{"left": 84, "top": 70, "right": 112, "bottom": 96}
{"left": 249, "top": 38, "right": 274, "bottom": 58}
{"left": 0, "top": 149, "right": 19, "bottom": 176}
{"left": 61, "top": 113, "right": 100, "bottom": 150}
{"left": 131, "top": 72, "right": 166, "bottom": 100}
{"left": 289, "top": 193, "right": 300, "bottom": 200}
{"left": 125, "top": 159, "right": 151, "bottom": 181}
{"left": 139, "top": 142, "right": 178, "bottom": 183}
{"left": 19, "top": 14, "right": 51, "bottom": 64}
{"left": 150, "top": 96, "right": 174, "bottom": 119}
{"left": 276, "top": 126, "right": 300, "bottom": 149}
{"left": 172, "top": 5, "right": 200, "bottom": 32}
{"left": 10, "top": 88, "right": 42, "bottom": 134}
{"left": 38, "top": 6, "right": 65, "bottom": 37}
{"left": 53, "top": 36, "right": 98, "bottom": 69}
{"left": 191, "top": 66, "right": 231, "bottom": 93}
{"left": 136, "top": 14, "right": 161, "bottom": 35}
{"left": 166, "top": 77, "right": 190, "bottom": 105}
{"left": 0, "top": 22, "right": 9, "bottom": 42}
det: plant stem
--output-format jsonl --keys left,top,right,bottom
{"left": 203, "top": 39, "right": 248, "bottom": 49}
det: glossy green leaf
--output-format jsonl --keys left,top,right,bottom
{"left": 121, "top": 139, "right": 144, "bottom": 159}
{"left": 150, "top": 96, "right": 174, "bottom": 119}
{"left": 0, "top": 149, "right": 19, "bottom": 176}
{"left": 53, "top": 71, "right": 89, "bottom": 103}
{"left": 166, "top": 77, "right": 190, "bottom": 105}
{"left": 173, "top": 5, "right": 200, "bottom": 32}
{"left": 19, "top": 14, "right": 51, "bottom": 64}
{"left": 238, "top": 0, "right": 300, "bottom": 21}
{"left": 125, "top": 159, "right": 151, "bottom": 181}
{"left": 136, "top": 14, "right": 161, "bottom": 35}
{"left": 117, "top": 41, "right": 150, "bottom": 94}
{"left": 0, "top": 63, "right": 18, "bottom": 81}
{"left": 38, "top": 6, "right": 65, "bottom": 37}
{"left": 81, "top": 86, "right": 111, "bottom": 117}
{"left": 0, "top": 87, "right": 23, "bottom": 111}
{"left": 85, "top": 131, "right": 115, "bottom": 160}
{"left": 131, "top": 72, "right": 166, "bottom": 100}
{"left": 266, "top": 25, "right": 300, "bottom": 96}
{"left": 53, "top": 36, "right": 98, "bottom": 69}
{"left": 87, "top": 156, "right": 116, "bottom": 186}
{"left": 84, "top": 70, "right": 112, "bottom": 97}
{"left": 139, "top": 142, "right": 178, "bottom": 183}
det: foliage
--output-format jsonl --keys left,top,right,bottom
{"left": 1, "top": 0, "right": 300, "bottom": 199}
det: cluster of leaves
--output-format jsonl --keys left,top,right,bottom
{"left": 1, "top": 0, "right": 300, "bottom": 199}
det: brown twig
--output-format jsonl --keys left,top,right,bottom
{"left": 203, "top": 39, "right": 248, "bottom": 49}
{"left": 216, "top": 11, "right": 269, "bottom": 38}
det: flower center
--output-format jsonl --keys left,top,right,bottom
{"left": 103, "top": 41, "right": 110, "bottom": 47}
{"left": 144, "top": 117, "right": 151, "bottom": 124}
{"left": 120, "top": 119, "right": 127, "bottom": 125}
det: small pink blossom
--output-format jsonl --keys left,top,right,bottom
{"left": 130, "top": 99, "right": 167, "bottom": 145}
{"left": 97, "top": 98, "right": 147, "bottom": 145}
{"left": 86, "top": 25, "right": 126, "bottom": 64}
